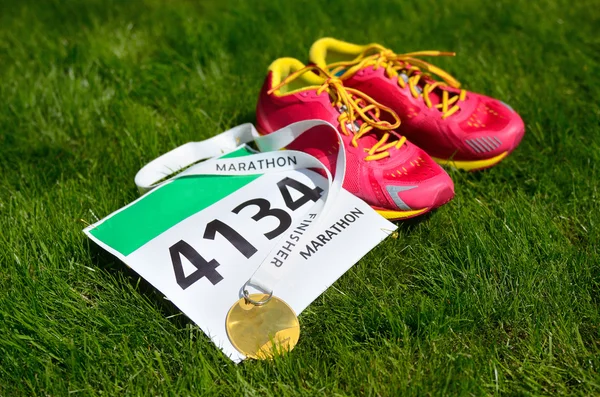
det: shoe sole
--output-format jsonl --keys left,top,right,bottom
{"left": 373, "top": 207, "right": 430, "bottom": 221}
{"left": 432, "top": 151, "right": 508, "bottom": 172}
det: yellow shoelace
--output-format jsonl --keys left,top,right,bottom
{"left": 268, "top": 65, "right": 406, "bottom": 161}
{"left": 328, "top": 45, "right": 467, "bottom": 119}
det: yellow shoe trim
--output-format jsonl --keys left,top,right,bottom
{"left": 375, "top": 207, "right": 429, "bottom": 220}
{"left": 432, "top": 151, "right": 508, "bottom": 171}
{"left": 309, "top": 37, "right": 370, "bottom": 68}
{"left": 267, "top": 58, "right": 324, "bottom": 95}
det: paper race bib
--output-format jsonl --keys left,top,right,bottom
{"left": 84, "top": 124, "right": 396, "bottom": 362}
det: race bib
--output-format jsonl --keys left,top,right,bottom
{"left": 84, "top": 125, "right": 397, "bottom": 362}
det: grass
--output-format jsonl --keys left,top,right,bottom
{"left": 1, "top": 0, "right": 599, "bottom": 395}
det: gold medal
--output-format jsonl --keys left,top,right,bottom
{"left": 226, "top": 293, "right": 299, "bottom": 359}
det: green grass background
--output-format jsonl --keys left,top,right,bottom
{"left": 1, "top": 0, "right": 599, "bottom": 395}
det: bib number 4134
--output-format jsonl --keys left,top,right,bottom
{"left": 169, "top": 176, "right": 323, "bottom": 290}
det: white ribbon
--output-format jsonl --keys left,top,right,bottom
{"left": 134, "top": 120, "right": 346, "bottom": 301}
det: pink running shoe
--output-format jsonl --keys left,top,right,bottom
{"left": 256, "top": 58, "right": 454, "bottom": 220}
{"left": 309, "top": 38, "right": 525, "bottom": 171}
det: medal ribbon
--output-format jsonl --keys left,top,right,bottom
{"left": 135, "top": 120, "right": 346, "bottom": 302}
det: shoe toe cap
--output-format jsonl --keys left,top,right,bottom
{"left": 386, "top": 171, "right": 455, "bottom": 211}
{"left": 461, "top": 98, "right": 525, "bottom": 157}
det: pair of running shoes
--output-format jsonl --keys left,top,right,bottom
{"left": 256, "top": 38, "right": 525, "bottom": 220}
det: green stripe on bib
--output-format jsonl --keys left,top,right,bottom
{"left": 89, "top": 146, "right": 260, "bottom": 256}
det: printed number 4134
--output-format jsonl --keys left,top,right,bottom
{"left": 169, "top": 177, "right": 323, "bottom": 290}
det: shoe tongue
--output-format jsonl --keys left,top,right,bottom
{"left": 335, "top": 104, "right": 386, "bottom": 149}
{"left": 342, "top": 121, "right": 380, "bottom": 148}
{"left": 398, "top": 70, "right": 456, "bottom": 107}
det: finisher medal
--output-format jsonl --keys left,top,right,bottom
{"left": 222, "top": 120, "right": 346, "bottom": 360}
{"left": 226, "top": 293, "right": 299, "bottom": 359}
